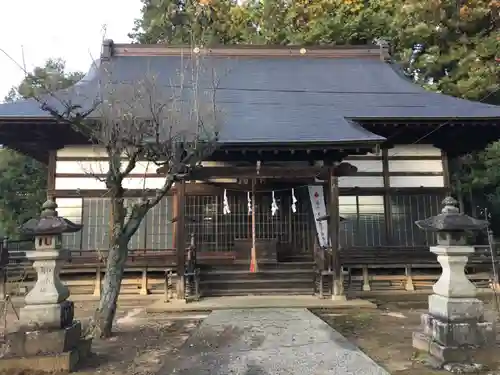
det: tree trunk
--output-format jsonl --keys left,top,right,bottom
{"left": 94, "top": 239, "right": 128, "bottom": 338}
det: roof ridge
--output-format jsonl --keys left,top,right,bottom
{"left": 101, "top": 39, "right": 390, "bottom": 61}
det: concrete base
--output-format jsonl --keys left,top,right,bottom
{"left": 0, "top": 321, "right": 92, "bottom": 372}
{"left": 413, "top": 331, "right": 472, "bottom": 363}
{"left": 428, "top": 294, "right": 485, "bottom": 321}
{"left": 0, "top": 338, "right": 92, "bottom": 372}
{"left": 413, "top": 312, "right": 495, "bottom": 365}
{"left": 5, "top": 321, "right": 83, "bottom": 357}
{"left": 19, "top": 300, "right": 74, "bottom": 329}
{"left": 421, "top": 313, "right": 495, "bottom": 347}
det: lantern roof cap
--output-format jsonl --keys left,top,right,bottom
{"left": 20, "top": 199, "right": 83, "bottom": 236}
{"left": 415, "top": 197, "right": 488, "bottom": 232}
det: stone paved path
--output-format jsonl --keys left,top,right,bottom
{"left": 164, "top": 308, "right": 390, "bottom": 375}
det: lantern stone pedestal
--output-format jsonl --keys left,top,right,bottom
{"left": 412, "top": 197, "right": 496, "bottom": 367}
{"left": 0, "top": 200, "right": 92, "bottom": 373}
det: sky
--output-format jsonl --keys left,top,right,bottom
{"left": 0, "top": 0, "right": 143, "bottom": 101}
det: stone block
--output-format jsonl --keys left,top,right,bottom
{"left": 20, "top": 300, "right": 74, "bottom": 329}
{"left": 0, "top": 337, "right": 92, "bottom": 373}
{"left": 428, "top": 294, "right": 484, "bottom": 321}
{"left": 421, "top": 313, "right": 495, "bottom": 347}
{"left": 5, "top": 321, "right": 82, "bottom": 357}
{"left": 412, "top": 331, "right": 470, "bottom": 364}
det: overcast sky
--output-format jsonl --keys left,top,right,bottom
{"left": 0, "top": 0, "right": 142, "bottom": 101}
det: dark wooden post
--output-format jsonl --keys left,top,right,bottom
{"left": 442, "top": 150, "right": 451, "bottom": 190}
{"left": 46, "top": 149, "right": 57, "bottom": 200}
{"left": 175, "top": 181, "right": 186, "bottom": 300}
{"left": 328, "top": 167, "right": 345, "bottom": 300}
{"left": 382, "top": 149, "right": 393, "bottom": 245}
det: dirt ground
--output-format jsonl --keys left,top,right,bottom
{"left": 0, "top": 300, "right": 206, "bottom": 375}
{"left": 1, "top": 296, "right": 500, "bottom": 375}
{"left": 314, "top": 296, "right": 500, "bottom": 375}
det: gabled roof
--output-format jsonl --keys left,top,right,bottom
{"left": 1, "top": 41, "right": 499, "bottom": 147}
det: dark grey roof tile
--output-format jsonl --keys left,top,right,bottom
{"left": 1, "top": 53, "right": 499, "bottom": 145}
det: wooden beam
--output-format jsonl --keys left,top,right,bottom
{"left": 159, "top": 162, "right": 358, "bottom": 180}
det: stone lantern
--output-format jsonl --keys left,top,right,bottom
{"left": 1, "top": 199, "right": 91, "bottom": 372}
{"left": 412, "top": 197, "right": 495, "bottom": 365}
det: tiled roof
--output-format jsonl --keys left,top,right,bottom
{"left": 1, "top": 42, "right": 499, "bottom": 145}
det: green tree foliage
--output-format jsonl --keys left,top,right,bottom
{"left": 455, "top": 143, "right": 500, "bottom": 228}
{"left": 0, "top": 59, "right": 83, "bottom": 237}
{"left": 391, "top": 0, "right": 499, "bottom": 104}
{"left": 130, "top": 0, "right": 258, "bottom": 44}
{"left": 129, "top": 0, "right": 395, "bottom": 45}
{"left": 5, "top": 58, "right": 84, "bottom": 102}
{"left": 0, "top": 150, "right": 47, "bottom": 238}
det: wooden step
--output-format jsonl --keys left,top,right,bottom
{"left": 199, "top": 262, "right": 314, "bottom": 272}
{"left": 203, "top": 288, "right": 315, "bottom": 297}
{"left": 201, "top": 278, "right": 313, "bottom": 285}
{"left": 201, "top": 268, "right": 314, "bottom": 281}
{"left": 201, "top": 269, "right": 314, "bottom": 277}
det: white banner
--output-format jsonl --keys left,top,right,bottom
{"left": 308, "top": 185, "right": 330, "bottom": 248}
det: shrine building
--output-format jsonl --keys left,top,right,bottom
{"left": 0, "top": 40, "right": 499, "bottom": 299}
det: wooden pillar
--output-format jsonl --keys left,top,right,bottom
{"left": 93, "top": 267, "right": 102, "bottom": 297}
{"left": 47, "top": 149, "right": 57, "bottom": 200}
{"left": 442, "top": 150, "right": 451, "bottom": 191}
{"left": 382, "top": 149, "right": 393, "bottom": 244}
{"left": 139, "top": 267, "right": 149, "bottom": 295}
{"left": 405, "top": 265, "right": 415, "bottom": 291}
{"left": 175, "top": 181, "right": 186, "bottom": 300}
{"left": 328, "top": 168, "right": 345, "bottom": 300}
{"left": 362, "top": 265, "right": 371, "bottom": 291}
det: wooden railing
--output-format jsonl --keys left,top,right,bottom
{"left": 315, "top": 244, "right": 499, "bottom": 297}
{"left": 3, "top": 238, "right": 178, "bottom": 298}
{"left": 5, "top": 238, "right": 499, "bottom": 298}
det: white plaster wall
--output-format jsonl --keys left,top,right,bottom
{"left": 389, "top": 175, "right": 445, "bottom": 188}
{"left": 344, "top": 159, "right": 383, "bottom": 173}
{"left": 55, "top": 145, "right": 445, "bottom": 190}
{"left": 388, "top": 159, "right": 443, "bottom": 173}
{"left": 387, "top": 144, "right": 442, "bottom": 157}
{"left": 338, "top": 176, "right": 384, "bottom": 188}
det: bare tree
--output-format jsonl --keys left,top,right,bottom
{"left": 39, "top": 51, "right": 221, "bottom": 337}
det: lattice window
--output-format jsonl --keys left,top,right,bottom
{"left": 339, "top": 195, "right": 386, "bottom": 247}
{"left": 81, "top": 198, "right": 111, "bottom": 251}
{"left": 185, "top": 188, "right": 315, "bottom": 255}
{"left": 81, "top": 196, "right": 174, "bottom": 251}
{"left": 146, "top": 196, "right": 174, "bottom": 250}
{"left": 390, "top": 193, "right": 443, "bottom": 247}
{"left": 56, "top": 198, "right": 83, "bottom": 250}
